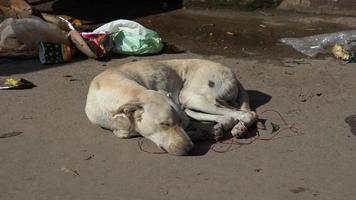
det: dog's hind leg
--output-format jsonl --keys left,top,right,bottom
{"left": 113, "top": 129, "right": 140, "bottom": 139}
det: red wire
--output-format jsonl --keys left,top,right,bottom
{"left": 211, "top": 109, "right": 304, "bottom": 153}
{"left": 138, "top": 109, "right": 304, "bottom": 154}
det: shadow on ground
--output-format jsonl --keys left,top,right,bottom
{"left": 30, "top": 0, "right": 183, "bottom": 23}
{"left": 247, "top": 90, "right": 272, "bottom": 111}
{"left": 0, "top": 57, "right": 87, "bottom": 76}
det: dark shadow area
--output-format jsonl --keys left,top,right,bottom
{"left": 0, "top": 42, "right": 186, "bottom": 75}
{"left": 188, "top": 122, "right": 261, "bottom": 156}
{"left": 30, "top": 0, "right": 183, "bottom": 23}
{"left": 247, "top": 90, "right": 272, "bottom": 111}
{"left": 0, "top": 57, "right": 87, "bottom": 76}
{"left": 189, "top": 140, "right": 213, "bottom": 156}
{"left": 345, "top": 115, "right": 356, "bottom": 136}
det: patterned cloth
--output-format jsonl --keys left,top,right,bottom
{"left": 80, "top": 32, "right": 113, "bottom": 58}
{"left": 39, "top": 42, "right": 75, "bottom": 64}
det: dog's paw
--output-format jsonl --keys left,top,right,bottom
{"left": 231, "top": 121, "right": 247, "bottom": 138}
{"left": 213, "top": 123, "right": 224, "bottom": 141}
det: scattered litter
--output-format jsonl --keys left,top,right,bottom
{"left": 271, "top": 122, "right": 280, "bottom": 134}
{"left": 60, "top": 167, "right": 80, "bottom": 176}
{"left": 63, "top": 74, "right": 80, "bottom": 81}
{"left": 69, "top": 79, "right": 81, "bottom": 82}
{"left": 226, "top": 31, "right": 235, "bottom": 36}
{"left": 241, "top": 47, "right": 258, "bottom": 56}
{"left": 298, "top": 89, "right": 316, "bottom": 102}
{"left": 39, "top": 42, "right": 76, "bottom": 64}
{"left": 0, "top": 78, "right": 35, "bottom": 90}
{"left": 256, "top": 120, "right": 280, "bottom": 134}
{"left": 68, "top": 30, "right": 98, "bottom": 59}
{"left": 162, "top": 42, "right": 185, "bottom": 53}
{"left": 143, "top": 19, "right": 154, "bottom": 28}
{"left": 256, "top": 121, "right": 267, "bottom": 130}
{"left": 200, "top": 23, "right": 215, "bottom": 28}
{"left": 84, "top": 154, "right": 95, "bottom": 160}
{"left": 0, "top": 131, "right": 23, "bottom": 138}
{"left": 284, "top": 59, "right": 310, "bottom": 65}
{"left": 61, "top": 16, "right": 82, "bottom": 30}
{"left": 284, "top": 71, "right": 295, "bottom": 75}
{"left": 21, "top": 116, "right": 32, "bottom": 120}
{"left": 284, "top": 59, "right": 310, "bottom": 67}
{"left": 255, "top": 168, "right": 262, "bottom": 172}
{"left": 280, "top": 30, "right": 356, "bottom": 57}
{"left": 259, "top": 24, "right": 266, "bottom": 28}
{"left": 331, "top": 43, "right": 356, "bottom": 63}
{"left": 80, "top": 32, "right": 113, "bottom": 58}
{"left": 332, "top": 43, "right": 350, "bottom": 60}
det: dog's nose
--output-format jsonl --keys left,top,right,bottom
{"left": 168, "top": 141, "right": 194, "bottom": 156}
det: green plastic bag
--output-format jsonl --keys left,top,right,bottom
{"left": 93, "top": 19, "right": 163, "bottom": 55}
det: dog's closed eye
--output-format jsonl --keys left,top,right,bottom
{"left": 160, "top": 122, "right": 171, "bottom": 128}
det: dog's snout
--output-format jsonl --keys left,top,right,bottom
{"left": 167, "top": 140, "right": 194, "bottom": 156}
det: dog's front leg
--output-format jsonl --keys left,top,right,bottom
{"left": 181, "top": 94, "right": 256, "bottom": 138}
{"left": 185, "top": 109, "right": 236, "bottom": 140}
{"left": 113, "top": 129, "right": 140, "bottom": 139}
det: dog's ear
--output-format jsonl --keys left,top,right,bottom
{"left": 112, "top": 103, "right": 143, "bottom": 121}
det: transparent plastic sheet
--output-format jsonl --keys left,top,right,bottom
{"left": 280, "top": 30, "right": 356, "bottom": 57}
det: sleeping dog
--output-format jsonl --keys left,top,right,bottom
{"left": 85, "top": 59, "right": 257, "bottom": 155}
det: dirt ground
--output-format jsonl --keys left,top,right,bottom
{"left": 1, "top": 9, "right": 356, "bottom": 200}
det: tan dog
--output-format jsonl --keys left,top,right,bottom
{"left": 85, "top": 59, "right": 257, "bottom": 155}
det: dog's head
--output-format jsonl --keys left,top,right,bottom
{"left": 112, "top": 92, "right": 193, "bottom": 155}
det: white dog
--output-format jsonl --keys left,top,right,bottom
{"left": 85, "top": 59, "right": 257, "bottom": 155}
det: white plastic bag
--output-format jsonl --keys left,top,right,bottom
{"left": 280, "top": 30, "right": 356, "bottom": 57}
{"left": 93, "top": 19, "right": 163, "bottom": 55}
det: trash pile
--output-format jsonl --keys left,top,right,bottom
{"left": 0, "top": 0, "right": 167, "bottom": 64}
{"left": 280, "top": 30, "right": 356, "bottom": 63}
{"left": 0, "top": 78, "right": 35, "bottom": 90}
